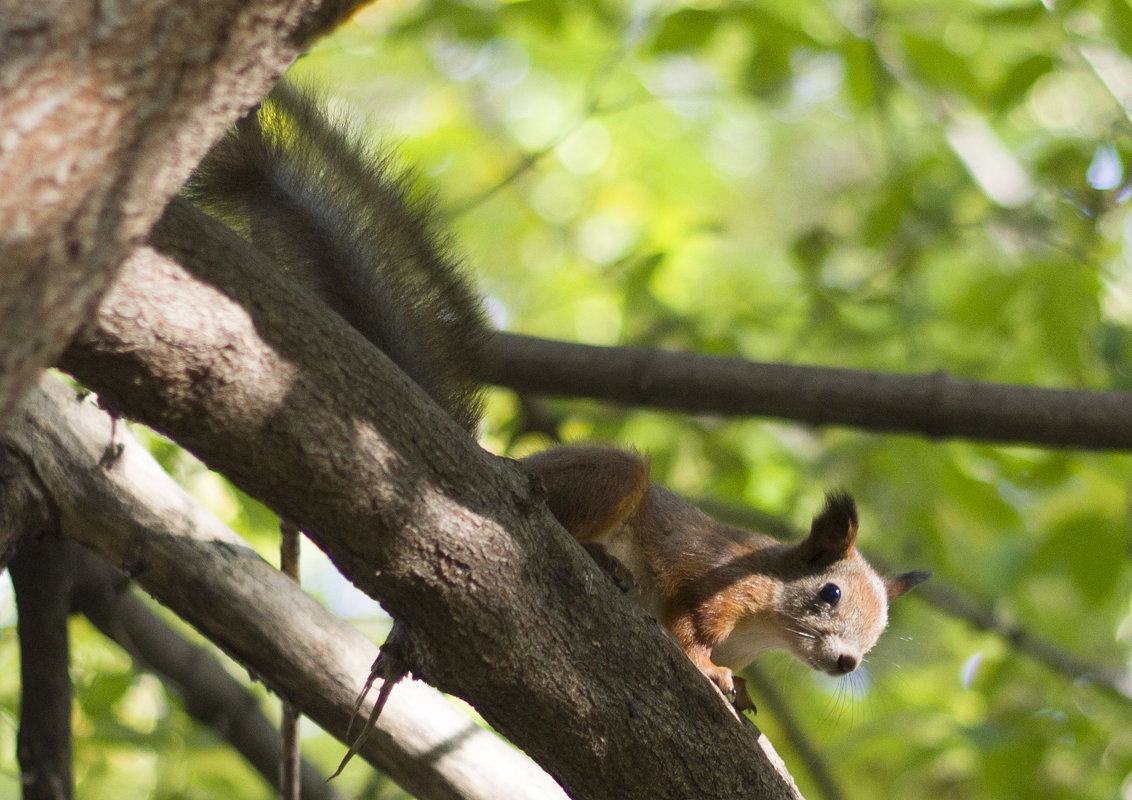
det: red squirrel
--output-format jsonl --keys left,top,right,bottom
{"left": 522, "top": 446, "right": 929, "bottom": 709}
{"left": 188, "top": 84, "right": 928, "bottom": 713}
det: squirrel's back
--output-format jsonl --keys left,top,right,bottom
{"left": 185, "top": 83, "right": 488, "bottom": 432}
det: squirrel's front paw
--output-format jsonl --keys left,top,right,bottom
{"left": 700, "top": 665, "right": 756, "bottom": 713}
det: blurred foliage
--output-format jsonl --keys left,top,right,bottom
{"left": 4, "top": 0, "right": 1132, "bottom": 798}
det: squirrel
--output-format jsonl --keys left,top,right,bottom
{"left": 186, "top": 83, "right": 929, "bottom": 713}
{"left": 521, "top": 446, "right": 928, "bottom": 709}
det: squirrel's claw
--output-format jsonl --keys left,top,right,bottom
{"left": 731, "top": 675, "right": 756, "bottom": 714}
{"left": 700, "top": 664, "right": 756, "bottom": 714}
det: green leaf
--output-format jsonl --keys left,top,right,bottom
{"left": 390, "top": 0, "right": 500, "bottom": 40}
{"left": 1035, "top": 513, "right": 1126, "bottom": 604}
{"left": 860, "top": 180, "right": 915, "bottom": 247}
{"left": 737, "top": 8, "right": 817, "bottom": 99}
{"left": 902, "top": 33, "right": 983, "bottom": 99}
{"left": 844, "top": 36, "right": 892, "bottom": 109}
{"left": 743, "top": 37, "right": 793, "bottom": 99}
{"left": 981, "top": 3, "right": 1047, "bottom": 26}
{"left": 975, "top": 720, "right": 1048, "bottom": 798}
{"left": 500, "top": 0, "right": 567, "bottom": 33}
{"left": 993, "top": 54, "right": 1054, "bottom": 109}
{"left": 78, "top": 672, "right": 136, "bottom": 721}
{"left": 651, "top": 9, "right": 721, "bottom": 53}
{"left": 1109, "top": 0, "right": 1132, "bottom": 57}
{"left": 791, "top": 227, "right": 836, "bottom": 271}
{"left": 1026, "top": 262, "right": 1102, "bottom": 379}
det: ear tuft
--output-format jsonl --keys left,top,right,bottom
{"left": 887, "top": 570, "right": 931, "bottom": 600}
{"left": 821, "top": 491, "right": 858, "bottom": 529}
{"left": 802, "top": 491, "right": 859, "bottom": 562}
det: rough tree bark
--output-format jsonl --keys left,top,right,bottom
{"left": 0, "top": 0, "right": 363, "bottom": 430}
{"left": 56, "top": 197, "right": 805, "bottom": 799}
{"left": 3, "top": 373, "right": 567, "bottom": 800}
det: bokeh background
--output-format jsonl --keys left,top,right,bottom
{"left": 3, "top": 1, "right": 1130, "bottom": 797}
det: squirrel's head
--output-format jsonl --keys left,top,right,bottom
{"left": 778, "top": 492, "right": 929, "bottom": 676}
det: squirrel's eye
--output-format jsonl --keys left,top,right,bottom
{"left": 819, "top": 583, "right": 841, "bottom": 607}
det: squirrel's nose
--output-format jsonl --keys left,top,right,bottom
{"left": 834, "top": 654, "right": 859, "bottom": 675}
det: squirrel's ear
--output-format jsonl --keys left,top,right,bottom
{"left": 800, "top": 492, "right": 858, "bottom": 562}
{"left": 886, "top": 570, "right": 931, "bottom": 600}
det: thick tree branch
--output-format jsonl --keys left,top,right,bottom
{"left": 4, "top": 373, "right": 567, "bottom": 800}
{"left": 0, "top": 0, "right": 362, "bottom": 428}
{"left": 480, "top": 332, "right": 1132, "bottom": 451}
{"left": 0, "top": 442, "right": 56, "bottom": 566}
{"left": 56, "top": 199, "right": 805, "bottom": 799}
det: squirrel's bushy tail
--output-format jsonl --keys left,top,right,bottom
{"left": 185, "top": 83, "right": 487, "bottom": 432}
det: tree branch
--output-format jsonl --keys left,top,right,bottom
{"left": 9, "top": 534, "right": 77, "bottom": 800}
{"left": 0, "top": 443, "right": 72, "bottom": 799}
{"left": 278, "top": 520, "right": 303, "bottom": 800}
{"left": 55, "top": 198, "right": 805, "bottom": 799}
{"left": 4, "top": 373, "right": 568, "bottom": 800}
{"left": 480, "top": 332, "right": 1132, "bottom": 451}
{"left": 0, "top": 445, "right": 342, "bottom": 798}
{"left": 0, "top": 442, "right": 56, "bottom": 566}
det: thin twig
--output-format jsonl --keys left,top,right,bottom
{"left": 280, "top": 519, "right": 302, "bottom": 800}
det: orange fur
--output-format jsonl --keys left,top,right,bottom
{"left": 521, "top": 446, "right": 651, "bottom": 543}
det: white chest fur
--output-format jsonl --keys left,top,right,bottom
{"left": 710, "top": 618, "right": 792, "bottom": 671}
